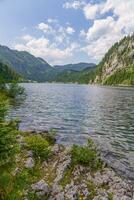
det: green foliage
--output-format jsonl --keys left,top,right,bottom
{"left": 0, "top": 45, "right": 51, "bottom": 82}
{"left": 108, "top": 192, "right": 114, "bottom": 200}
{"left": 0, "top": 120, "right": 19, "bottom": 167}
{"left": 0, "top": 165, "right": 42, "bottom": 200}
{"left": 87, "top": 180, "right": 97, "bottom": 199}
{"left": 0, "top": 97, "right": 8, "bottom": 122}
{"left": 55, "top": 33, "right": 134, "bottom": 86}
{"left": 6, "top": 82, "right": 25, "bottom": 98}
{"left": 71, "top": 139, "right": 103, "bottom": 170}
{"left": 0, "top": 62, "right": 19, "bottom": 83}
{"left": 55, "top": 67, "right": 96, "bottom": 84}
{"left": 60, "top": 165, "right": 74, "bottom": 187}
{"left": 95, "top": 34, "right": 134, "bottom": 85}
{"left": 104, "top": 67, "right": 134, "bottom": 85}
{"left": 0, "top": 95, "right": 19, "bottom": 167}
{"left": 25, "top": 135, "right": 51, "bottom": 161}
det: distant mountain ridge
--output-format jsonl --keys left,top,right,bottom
{"left": 0, "top": 45, "right": 95, "bottom": 82}
{"left": 0, "top": 45, "right": 52, "bottom": 82}
{"left": 54, "top": 63, "right": 96, "bottom": 72}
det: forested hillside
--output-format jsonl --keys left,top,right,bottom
{"left": 0, "top": 62, "right": 19, "bottom": 83}
{"left": 94, "top": 34, "right": 134, "bottom": 85}
{"left": 58, "top": 34, "right": 134, "bottom": 85}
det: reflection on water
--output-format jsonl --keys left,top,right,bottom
{"left": 8, "top": 83, "right": 134, "bottom": 180}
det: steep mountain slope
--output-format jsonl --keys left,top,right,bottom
{"left": 65, "top": 34, "right": 134, "bottom": 85}
{"left": 0, "top": 62, "right": 19, "bottom": 83}
{"left": 0, "top": 45, "right": 52, "bottom": 82}
{"left": 94, "top": 34, "right": 134, "bottom": 85}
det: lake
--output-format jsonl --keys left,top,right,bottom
{"left": 8, "top": 83, "right": 134, "bottom": 180}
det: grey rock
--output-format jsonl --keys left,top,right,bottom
{"left": 51, "top": 144, "right": 61, "bottom": 154}
{"left": 26, "top": 150, "right": 33, "bottom": 157}
{"left": 53, "top": 192, "right": 65, "bottom": 200}
{"left": 31, "top": 180, "right": 50, "bottom": 198}
{"left": 54, "top": 154, "right": 71, "bottom": 183}
{"left": 65, "top": 185, "right": 79, "bottom": 200}
{"left": 25, "top": 157, "right": 35, "bottom": 168}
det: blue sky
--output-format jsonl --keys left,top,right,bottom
{"left": 0, "top": 0, "right": 133, "bottom": 65}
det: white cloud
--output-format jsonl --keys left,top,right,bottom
{"left": 47, "top": 18, "right": 58, "bottom": 24}
{"left": 37, "top": 23, "right": 54, "bottom": 34}
{"left": 15, "top": 1, "right": 134, "bottom": 64}
{"left": 86, "top": 16, "right": 115, "bottom": 40}
{"left": 80, "top": 0, "right": 134, "bottom": 61}
{"left": 79, "top": 29, "right": 86, "bottom": 37}
{"left": 83, "top": 3, "right": 101, "bottom": 20}
{"left": 66, "top": 26, "right": 75, "bottom": 34}
{"left": 14, "top": 34, "right": 78, "bottom": 65}
{"left": 63, "top": 0, "right": 86, "bottom": 10}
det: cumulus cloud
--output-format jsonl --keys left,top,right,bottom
{"left": 14, "top": 21, "right": 78, "bottom": 65}
{"left": 66, "top": 26, "right": 75, "bottom": 34}
{"left": 83, "top": 3, "right": 101, "bottom": 20}
{"left": 63, "top": 0, "right": 86, "bottom": 10}
{"left": 37, "top": 23, "right": 54, "bottom": 34}
{"left": 80, "top": 0, "right": 134, "bottom": 61}
{"left": 15, "top": 1, "right": 134, "bottom": 64}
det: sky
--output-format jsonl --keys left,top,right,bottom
{"left": 0, "top": 0, "right": 134, "bottom": 65}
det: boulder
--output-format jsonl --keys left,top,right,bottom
{"left": 31, "top": 180, "right": 50, "bottom": 198}
{"left": 25, "top": 157, "right": 35, "bottom": 168}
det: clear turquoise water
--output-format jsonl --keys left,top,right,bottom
{"left": 9, "top": 83, "right": 134, "bottom": 180}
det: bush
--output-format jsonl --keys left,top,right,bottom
{"left": 25, "top": 135, "right": 51, "bottom": 161}
{"left": 0, "top": 95, "right": 19, "bottom": 166}
{"left": 71, "top": 139, "right": 103, "bottom": 170}
{"left": 0, "top": 97, "right": 8, "bottom": 122}
{"left": 7, "top": 82, "right": 25, "bottom": 98}
{"left": 0, "top": 121, "right": 19, "bottom": 167}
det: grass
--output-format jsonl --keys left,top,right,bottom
{"left": 71, "top": 139, "right": 103, "bottom": 171}
{"left": 25, "top": 135, "right": 52, "bottom": 161}
{"left": 87, "top": 180, "right": 97, "bottom": 200}
{"left": 0, "top": 160, "right": 44, "bottom": 200}
{"left": 108, "top": 192, "right": 114, "bottom": 200}
{"left": 60, "top": 165, "right": 74, "bottom": 187}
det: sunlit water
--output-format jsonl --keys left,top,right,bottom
{"left": 8, "top": 83, "right": 134, "bottom": 180}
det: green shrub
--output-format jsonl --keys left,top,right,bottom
{"left": 7, "top": 82, "right": 25, "bottom": 98}
{"left": 0, "top": 96, "right": 8, "bottom": 122}
{"left": 25, "top": 135, "right": 51, "bottom": 161}
{"left": 0, "top": 121, "right": 19, "bottom": 167}
{"left": 71, "top": 139, "right": 103, "bottom": 170}
{"left": 0, "top": 95, "right": 19, "bottom": 166}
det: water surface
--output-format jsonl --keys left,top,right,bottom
{"left": 9, "top": 83, "right": 134, "bottom": 180}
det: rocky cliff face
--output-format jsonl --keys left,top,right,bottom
{"left": 94, "top": 34, "right": 134, "bottom": 85}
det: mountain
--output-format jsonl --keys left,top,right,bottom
{"left": 54, "top": 63, "right": 96, "bottom": 72}
{"left": 55, "top": 65, "right": 96, "bottom": 83}
{"left": 0, "top": 45, "right": 95, "bottom": 82}
{"left": 62, "top": 34, "right": 134, "bottom": 85}
{"left": 0, "top": 45, "right": 52, "bottom": 82}
{"left": 93, "top": 34, "right": 134, "bottom": 85}
{"left": 0, "top": 62, "right": 19, "bottom": 83}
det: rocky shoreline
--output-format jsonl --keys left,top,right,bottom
{"left": 10, "top": 131, "right": 133, "bottom": 200}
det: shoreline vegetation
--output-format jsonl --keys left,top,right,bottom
{"left": 0, "top": 84, "right": 133, "bottom": 200}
